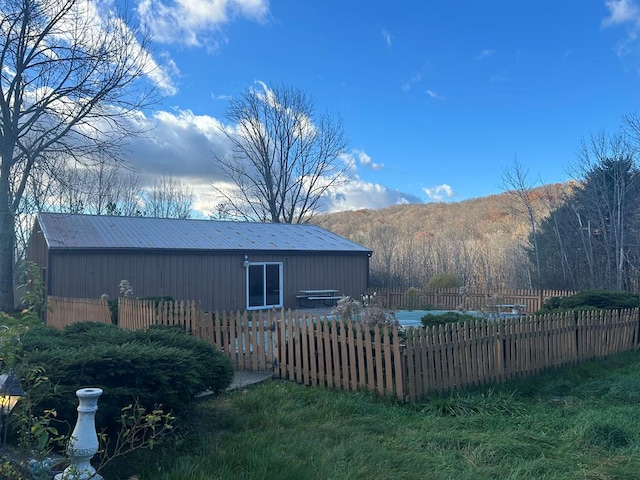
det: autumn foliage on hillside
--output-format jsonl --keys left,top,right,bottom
{"left": 314, "top": 183, "right": 571, "bottom": 290}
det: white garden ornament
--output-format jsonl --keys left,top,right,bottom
{"left": 55, "top": 388, "right": 103, "bottom": 480}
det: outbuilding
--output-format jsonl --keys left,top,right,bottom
{"left": 27, "top": 213, "right": 371, "bottom": 312}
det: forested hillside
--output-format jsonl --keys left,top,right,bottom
{"left": 314, "top": 183, "right": 572, "bottom": 290}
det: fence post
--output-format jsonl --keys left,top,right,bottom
{"left": 538, "top": 289, "right": 544, "bottom": 312}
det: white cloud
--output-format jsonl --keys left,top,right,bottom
{"left": 601, "top": 1, "right": 640, "bottom": 59}
{"left": 149, "top": 52, "right": 180, "bottom": 96}
{"left": 48, "top": 0, "right": 178, "bottom": 95}
{"left": 324, "top": 179, "right": 422, "bottom": 212}
{"left": 476, "top": 49, "right": 495, "bottom": 60}
{"left": 342, "top": 149, "right": 383, "bottom": 170}
{"left": 123, "top": 109, "right": 231, "bottom": 183}
{"left": 402, "top": 73, "right": 421, "bottom": 92}
{"left": 422, "top": 184, "right": 455, "bottom": 202}
{"left": 117, "top": 107, "right": 419, "bottom": 215}
{"left": 203, "top": 176, "right": 422, "bottom": 216}
{"left": 426, "top": 90, "right": 445, "bottom": 100}
{"left": 137, "top": 0, "right": 270, "bottom": 48}
{"left": 381, "top": 27, "right": 392, "bottom": 47}
{"left": 602, "top": 0, "right": 640, "bottom": 27}
{"left": 490, "top": 70, "right": 509, "bottom": 83}
{"left": 211, "top": 93, "right": 233, "bottom": 101}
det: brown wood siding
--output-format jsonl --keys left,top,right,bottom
{"left": 26, "top": 225, "right": 48, "bottom": 268}
{"left": 45, "top": 250, "right": 369, "bottom": 312}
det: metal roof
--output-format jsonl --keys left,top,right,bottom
{"left": 35, "top": 213, "right": 371, "bottom": 253}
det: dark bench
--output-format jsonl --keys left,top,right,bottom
{"left": 297, "top": 290, "right": 342, "bottom": 307}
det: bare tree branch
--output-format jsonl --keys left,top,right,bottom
{"left": 213, "top": 82, "right": 349, "bottom": 224}
{"left": 500, "top": 157, "right": 542, "bottom": 288}
{"left": 142, "top": 174, "right": 194, "bottom": 219}
{"left": 0, "top": 0, "right": 159, "bottom": 310}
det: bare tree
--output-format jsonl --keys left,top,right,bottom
{"left": 0, "top": 0, "right": 157, "bottom": 310}
{"left": 89, "top": 156, "right": 143, "bottom": 216}
{"left": 500, "top": 158, "right": 542, "bottom": 287}
{"left": 368, "top": 226, "right": 401, "bottom": 287}
{"left": 574, "top": 132, "right": 638, "bottom": 290}
{"left": 210, "top": 203, "right": 233, "bottom": 221}
{"left": 142, "top": 174, "right": 194, "bottom": 219}
{"left": 214, "top": 82, "right": 349, "bottom": 223}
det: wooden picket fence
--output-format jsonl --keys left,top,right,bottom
{"left": 45, "top": 296, "right": 640, "bottom": 402}
{"left": 275, "top": 310, "right": 404, "bottom": 397}
{"left": 46, "top": 296, "right": 112, "bottom": 328}
{"left": 402, "top": 309, "right": 639, "bottom": 400}
{"left": 370, "top": 287, "right": 576, "bottom": 313}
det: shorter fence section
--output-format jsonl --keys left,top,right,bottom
{"left": 371, "top": 287, "right": 576, "bottom": 313}
{"left": 46, "top": 296, "right": 112, "bottom": 329}
{"left": 118, "top": 297, "right": 207, "bottom": 334}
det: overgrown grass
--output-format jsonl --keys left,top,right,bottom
{"left": 108, "top": 351, "right": 640, "bottom": 480}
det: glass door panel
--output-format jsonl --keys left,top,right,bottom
{"left": 247, "top": 263, "right": 282, "bottom": 309}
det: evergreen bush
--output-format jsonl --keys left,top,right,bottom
{"left": 426, "top": 273, "right": 462, "bottom": 289}
{"left": 16, "top": 322, "right": 233, "bottom": 432}
{"left": 539, "top": 290, "right": 640, "bottom": 313}
{"left": 421, "top": 311, "right": 478, "bottom": 327}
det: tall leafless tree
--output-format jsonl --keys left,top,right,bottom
{"left": 500, "top": 158, "right": 543, "bottom": 288}
{"left": 214, "top": 82, "right": 349, "bottom": 223}
{"left": 368, "top": 225, "right": 401, "bottom": 287}
{"left": 0, "top": 0, "right": 157, "bottom": 310}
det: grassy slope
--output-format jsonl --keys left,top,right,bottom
{"left": 113, "top": 350, "right": 640, "bottom": 480}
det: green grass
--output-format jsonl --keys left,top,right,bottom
{"left": 106, "top": 351, "right": 640, "bottom": 480}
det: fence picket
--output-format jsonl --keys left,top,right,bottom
{"left": 323, "top": 318, "right": 334, "bottom": 389}
{"left": 331, "top": 320, "right": 341, "bottom": 389}
{"left": 300, "top": 313, "right": 310, "bottom": 385}
{"left": 392, "top": 327, "right": 404, "bottom": 401}
{"left": 311, "top": 317, "right": 321, "bottom": 386}
{"left": 338, "top": 316, "right": 348, "bottom": 390}
{"left": 405, "top": 329, "right": 417, "bottom": 401}
{"left": 416, "top": 329, "right": 427, "bottom": 396}
{"left": 355, "top": 321, "right": 365, "bottom": 388}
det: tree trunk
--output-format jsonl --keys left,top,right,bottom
{"left": 0, "top": 165, "right": 15, "bottom": 312}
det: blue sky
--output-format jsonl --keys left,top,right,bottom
{"left": 115, "top": 0, "right": 640, "bottom": 214}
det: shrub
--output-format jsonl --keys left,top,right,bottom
{"left": 15, "top": 322, "right": 233, "bottom": 433}
{"left": 426, "top": 273, "right": 461, "bottom": 289}
{"left": 539, "top": 290, "right": 640, "bottom": 313}
{"left": 130, "top": 325, "right": 233, "bottom": 395}
{"left": 421, "top": 311, "right": 478, "bottom": 328}
{"left": 18, "top": 260, "right": 47, "bottom": 321}
{"left": 332, "top": 296, "right": 362, "bottom": 323}
{"left": 404, "top": 287, "right": 421, "bottom": 309}
{"left": 332, "top": 296, "right": 398, "bottom": 329}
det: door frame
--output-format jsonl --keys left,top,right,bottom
{"left": 246, "top": 262, "right": 283, "bottom": 310}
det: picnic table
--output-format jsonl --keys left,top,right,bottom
{"left": 296, "top": 289, "right": 342, "bottom": 307}
{"left": 489, "top": 304, "right": 527, "bottom": 315}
